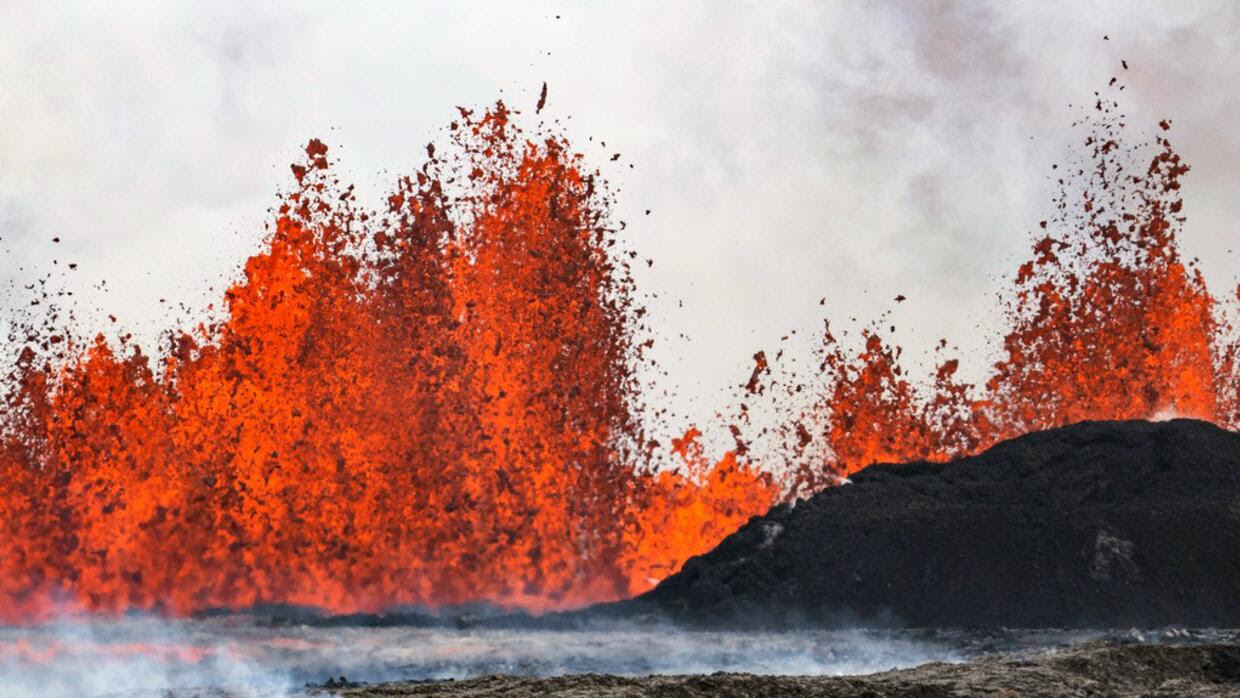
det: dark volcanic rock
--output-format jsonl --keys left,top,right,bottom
{"left": 622, "top": 419, "right": 1240, "bottom": 628}
{"left": 325, "top": 642, "right": 1240, "bottom": 697}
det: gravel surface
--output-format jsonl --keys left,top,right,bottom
{"left": 319, "top": 641, "right": 1240, "bottom": 697}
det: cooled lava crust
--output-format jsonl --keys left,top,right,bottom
{"left": 617, "top": 419, "right": 1240, "bottom": 628}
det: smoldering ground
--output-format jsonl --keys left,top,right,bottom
{"left": 7, "top": 615, "right": 1240, "bottom": 697}
{"left": 1, "top": 615, "right": 965, "bottom": 697}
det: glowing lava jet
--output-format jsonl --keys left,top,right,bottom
{"left": 0, "top": 89, "right": 1236, "bottom": 622}
{"left": 0, "top": 104, "right": 777, "bottom": 621}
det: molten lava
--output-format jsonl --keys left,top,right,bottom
{"left": 0, "top": 89, "right": 1237, "bottom": 622}
{"left": 0, "top": 104, "right": 777, "bottom": 621}
{"left": 779, "top": 94, "right": 1239, "bottom": 490}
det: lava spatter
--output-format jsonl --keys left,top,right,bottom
{"left": 1, "top": 86, "right": 1238, "bottom": 623}
{"left": 775, "top": 88, "right": 1238, "bottom": 487}
{"left": 0, "top": 104, "right": 775, "bottom": 622}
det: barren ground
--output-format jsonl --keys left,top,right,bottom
{"left": 320, "top": 641, "right": 1240, "bottom": 697}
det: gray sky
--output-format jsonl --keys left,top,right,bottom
{"left": 2, "top": 1, "right": 1238, "bottom": 446}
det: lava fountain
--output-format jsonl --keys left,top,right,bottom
{"left": 0, "top": 87, "right": 1237, "bottom": 624}
{"left": 0, "top": 104, "right": 778, "bottom": 622}
{"left": 771, "top": 91, "right": 1240, "bottom": 495}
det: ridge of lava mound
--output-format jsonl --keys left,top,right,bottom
{"left": 615, "top": 418, "right": 1240, "bottom": 629}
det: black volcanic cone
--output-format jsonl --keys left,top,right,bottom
{"left": 620, "top": 419, "right": 1240, "bottom": 628}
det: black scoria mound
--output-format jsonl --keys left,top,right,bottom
{"left": 619, "top": 419, "right": 1240, "bottom": 628}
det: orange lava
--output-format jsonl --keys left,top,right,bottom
{"left": 1, "top": 89, "right": 1237, "bottom": 623}
{"left": 779, "top": 94, "right": 1239, "bottom": 489}
{"left": 0, "top": 104, "right": 777, "bottom": 622}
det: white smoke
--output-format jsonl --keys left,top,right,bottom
{"left": 3, "top": 1, "right": 1240, "bottom": 449}
{"left": 0, "top": 616, "right": 963, "bottom": 697}
{"left": 0, "top": 616, "right": 295, "bottom": 698}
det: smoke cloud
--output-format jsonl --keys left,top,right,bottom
{"left": 0, "top": 616, "right": 294, "bottom": 697}
{"left": 1, "top": 1, "right": 1238, "bottom": 444}
{"left": 0, "top": 616, "right": 961, "bottom": 696}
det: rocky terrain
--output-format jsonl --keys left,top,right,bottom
{"left": 606, "top": 419, "right": 1240, "bottom": 628}
{"left": 320, "top": 641, "right": 1240, "bottom": 697}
